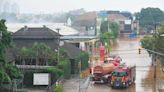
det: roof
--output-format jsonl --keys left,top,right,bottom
{"left": 7, "top": 23, "right": 79, "bottom": 36}
{"left": 13, "top": 26, "right": 61, "bottom": 39}
{"left": 61, "top": 43, "right": 82, "bottom": 59}
{"left": 108, "top": 14, "right": 127, "bottom": 21}
{"left": 120, "top": 12, "right": 132, "bottom": 19}
{"left": 73, "top": 12, "right": 96, "bottom": 26}
{"left": 7, "top": 26, "right": 83, "bottom": 61}
{"left": 76, "top": 12, "right": 96, "bottom": 21}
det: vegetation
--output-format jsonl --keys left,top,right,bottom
{"left": 57, "top": 48, "right": 71, "bottom": 78}
{"left": 76, "top": 52, "right": 89, "bottom": 70}
{"left": 53, "top": 85, "right": 64, "bottom": 92}
{"left": 16, "top": 89, "right": 28, "bottom": 92}
{"left": 99, "top": 32, "right": 113, "bottom": 54}
{"left": 99, "top": 20, "right": 119, "bottom": 55}
{"left": 135, "top": 7, "right": 164, "bottom": 32}
{"left": 0, "top": 19, "right": 21, "bottom": 90}
{"left": 140, "top": 36, "right": 154, "bottom": 54}
{"left": 18, "top": 43, "right": 71, "bottom": 79}
{"left": 18, "top": 43, "right": 57, "bottom": 65}
{"left": 140, "top": 24, "right": 164, "bottom": 66}
{"left": 100, "top": 21, "right": 119, "bottom": 38}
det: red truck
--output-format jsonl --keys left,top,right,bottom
{"left": 90, "top": 55, "right": 121, "bottom": 83}
{"left": 110, "top": 65, "right": 136, "bottom": 88}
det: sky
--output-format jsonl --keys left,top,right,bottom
{"left": 13, "top": 0, "right": 164, "bottom": 14}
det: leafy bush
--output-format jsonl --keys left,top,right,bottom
{"left": 16, "top": 89, "right": 28, "bottom": 92}
{"left": 76, "top": 52, "right": 89, "bottom": 70}
{"left": 53, "top": 85, "right": 64, "bottom": 92}
{"left": 57, "top": 60, "right": 71, "bottom": 79}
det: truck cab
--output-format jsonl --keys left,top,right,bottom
{"left": 110, "top": 66, "right": 136, "bottom": 88}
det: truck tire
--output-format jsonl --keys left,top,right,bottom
{"left": 133, "top": 77, "right": 135, "bottom": 84}
{"left": 103, "top": 79, "right": 108, "bottom": 84}
{"left": 90, "top": 77, "right": 93, "bottom": 81}
{"left": 111, "top": 86, "right": 114, "bottom": 89}
{"left": 125, "top": 82, "right": 129, "bottom": 88}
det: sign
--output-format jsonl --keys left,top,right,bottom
{"left": 125, "top": 20, "right": 131, "bottom": 24}
{"left": 128, "top": 33, "right": 136, "bottom": 38}
{"left": 97, "top": 11, "right": 108, "bottom": 17}
{"left": 33, "top": 73, "right": 49, "bottom": 85}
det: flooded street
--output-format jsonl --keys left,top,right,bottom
{"left": 86, "top": 38, "right": 164, "bottom": 92}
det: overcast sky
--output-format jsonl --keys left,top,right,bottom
{"left": 13, "top": 0, "right": 164, "bottom": 14}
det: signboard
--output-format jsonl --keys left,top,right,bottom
{"left": 97, "top": 11, "right": 108, "bottom": 17}
{"left": 125, "top": 20, "right": 131, "bottom": 24}
{"left": 33, "top": 73, "right": 49, "bottom": 85}
{"left": 128, "top": 33, "right": 137, "bottom": 38}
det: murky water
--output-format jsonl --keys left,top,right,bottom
{"left": 86, "top": 38, "right": 164, "bottom": 92}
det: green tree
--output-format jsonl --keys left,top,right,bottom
{"left": 100, "top": 21, "right": 109, "bottom": 33}
{"left": 76, "top": 52, "right": 89, "bottom": 70}
{"left": 155, "top": 24, "right": 164, "bottom": 65}
{"left": 140, "top": 24, "right": 164, "bottom": 65}
{"left": 99, "top": 32, "right": 113, "bottom": 55}
{"left": 57, "top": 48, "right": 71, "bottom": 78}
{"left": 18, "top": 47, "right": 29, "bottom": 65}
{"left": 53, "top": 85, "right": 64, "bottom": 92}
{"left": 136, "top": 7, "right": 164, "bottom": 31}
{"left": 100, "top": 21, "right": 119, "bottom": 38}
{"left": 0, "top": 19, "right": 21, "bottom": 88}
{"left": 140, "top": 36, "right": 154, "bottom": 54}
{"left": 18, "top": 43, "right": 58, "bottom": 65}
{"left": 31, "top": 42, "right": 53, "bottom": 65}
{"left": 109, "top": 22, "right": 119, "bottom": 38}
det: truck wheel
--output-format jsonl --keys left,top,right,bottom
{"left": 111, "top": 86, "right": 114, "bottom": 89}
{"left": 90, "top": 77, "right": 93, "bottom": 81}
{"left": 133, "top": 77, "right": 135, "bottom": 84}
{"left": 126, "top": 82, "right": 129, "bottom": 88}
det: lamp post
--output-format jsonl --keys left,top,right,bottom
{"left": 79, "top": 59, "right": 81, "bottom": 92}
{"left": 56, "top": 28, "right": 61, "bottom": 63}
{"left": 153, "top": 23, "right": 157, "bottom": 79}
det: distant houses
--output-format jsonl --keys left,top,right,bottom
{"left": 69, "top": 10, "right": 139, "bottom": 36}
{"left": 72, "top": 12, "right": 97, "bottom": 36}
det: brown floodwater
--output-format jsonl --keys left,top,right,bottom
{"left": 87, "top": 38, "right": 164, "bottom": 92}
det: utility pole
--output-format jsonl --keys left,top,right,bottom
{"left": 153, "top": 24, "right": 157, "bottom": 79}
{"left": 79, "top": 59, "right": 81, "bottom": 92}
{"left": 56, "top": 28, "right": 60, "bottom": 63}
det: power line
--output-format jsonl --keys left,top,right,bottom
{"left": 142, "top": 48, "right": 164, "bottom": 56}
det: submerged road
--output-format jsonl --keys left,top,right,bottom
{"left": 86, "top": 38, "right": 160, "bottom": 92}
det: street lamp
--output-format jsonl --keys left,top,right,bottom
{"left": 56, "top": 28, "right": 61, "bottom": 63}
{"left": 79, "top": 59, "right": 82, "bottom": 92}
{"left": 153, "top": 24, "right": 157, "bottom": 79}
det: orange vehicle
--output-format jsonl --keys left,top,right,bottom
{"left": 110, "top": 65, "right": 136, "bottom": 88}
{"left": 90, "top": 56, "right": 121, "bottom": 83}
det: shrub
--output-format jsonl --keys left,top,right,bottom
{"left": 53, "top": 85, "right": 64, "bottom": 92}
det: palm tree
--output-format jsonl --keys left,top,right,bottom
{"left": 18, "top": 47, "right": 29, "bottom": 65}
{"left": 31, "top": 42, "right": 57, "bottom": 65}
{"left": 99, "top": 32, "right": 113, "bottom": 56}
